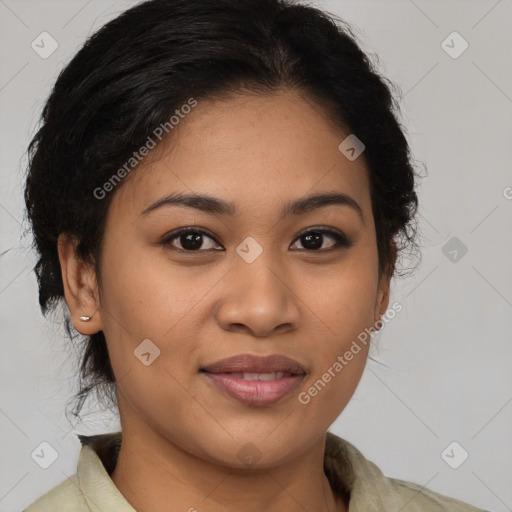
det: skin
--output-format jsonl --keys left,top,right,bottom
{"left": 58, "top": 88, "right": 393, "bottom": 512}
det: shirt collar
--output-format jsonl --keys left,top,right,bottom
{"left": 76, "top": 432, "right": 134, "bottom": 511}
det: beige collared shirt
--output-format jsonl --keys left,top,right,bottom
{"left": 23, "top": 431, "right": 487, "bottom": 511}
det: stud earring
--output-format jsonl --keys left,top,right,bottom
{"left": 79, "top": 316, "right": 92, "bottom": 321}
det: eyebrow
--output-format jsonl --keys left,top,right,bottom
{"left": 140, "top": 191, "right": 364, "bottom": 222}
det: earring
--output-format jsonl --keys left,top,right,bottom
{"left": 79, "top": 315, "right": 92, "bottom": 322}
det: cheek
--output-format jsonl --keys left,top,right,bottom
{"left": 310, "top": 249, "right": 380, "bottom": 340}
{"left": 97, "top": 243, "right": 205, "bottom": 429}
{"left": 298, "top": 295, "right": 372, "bottom": 428}
{"left": 97, "top": 234, "right": 222, "bottom": 389}
{"left": 98, "top": 234, "right": 209, "bottom": 340}
{"left": 298, "top": 346, "right": 369, "bottom": 431}
{"left": 296, "top": 249, "right": 378, "bottom": 418}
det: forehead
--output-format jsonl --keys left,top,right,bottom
{"left": 109, "top": 89, "right": 372, "bottom": 219}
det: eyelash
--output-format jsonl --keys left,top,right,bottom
{"left": 160, "top": 226, "right": 353, "bottom": 253}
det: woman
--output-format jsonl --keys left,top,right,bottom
{"left": 22, "top": 0, "right": 486, "bottom": 510}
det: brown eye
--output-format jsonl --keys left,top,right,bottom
{"left": 161, "top": 228, "right": 223, "bottom": 252}
{"left": 290, "top": 228, "right": 352, "bottom": 252}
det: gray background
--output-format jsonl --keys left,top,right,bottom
{"left": 1, "top": 0, "right": 511, "bottom": 510}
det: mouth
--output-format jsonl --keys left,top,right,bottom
{"left": 199, "top": 354, "right": 307, "bottom": 406}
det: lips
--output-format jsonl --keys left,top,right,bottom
{"left": 201, "top": 353, "right": 307, "bottom": 375}
{"left": 200, "top": 354, "right": 307, "bottom": 406}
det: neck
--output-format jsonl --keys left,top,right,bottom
{"left": 110, "top": 423, "right": 348, "bottom": 512}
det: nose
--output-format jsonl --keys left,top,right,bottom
{"left": 215, "top": 249, "right": 301, "bottom": 338}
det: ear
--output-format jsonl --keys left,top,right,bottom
{"left": 374, "top": 272, "right": 391, "bottom": 324}
{"left": 57, "top": 233, "right": 102, "bottom": 335}
{"left": 374, "top": 243, "right": 396, "bottom": 324}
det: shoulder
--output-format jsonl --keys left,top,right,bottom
{"left": 22, "top": 432, "right": 123, "bottom": 512}
{"left": 383, "top": 475, "right": 489, "bottom": 511}
{"left": 324, "top": 432, "right": 488, "bottom": 511}
{"left": 22, "top": 474, "right": 87, "bottom": 512}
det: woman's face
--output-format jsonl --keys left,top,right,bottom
{"left": 90, "top": 89, "right": 390, "bottom": 467}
